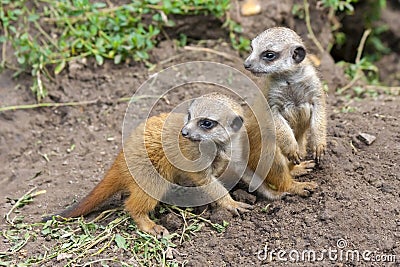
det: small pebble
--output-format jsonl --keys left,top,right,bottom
{"left": 241, "top": 0, "right": 261, "bottom": 16}
{"left": 357, "top": 132, "right": 376, "bottom": 145}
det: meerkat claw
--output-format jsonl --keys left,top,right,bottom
{"left": 313, "top": 144, "right": 325, "bottom": 164}
{"left": 224, "top": 200, "right": 254, "bottom": 216}
{"left": 290, "top": 160, "right": 316, "bottom": 176}
{"left": 237, "top": 202, "right": 254, "bottom": 211}
{"left": 150, "top": 225, "right": 170, "bottom": 239}
{"left": 288, "top": 151, "right": 302, "bottom": 165}
{"left": 300, "top": 182, "right": 318, "bottom": 196}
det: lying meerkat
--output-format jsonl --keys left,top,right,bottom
{"left": 244, "top": 27, "right": 327, "bottom": 196}
{"left": 44, "top": 93, "right": 257, "bottom": 237}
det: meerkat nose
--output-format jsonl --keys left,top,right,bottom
{"left": 244, "top": 60, "right": 252, "bottom": 69}
{"left": 181, "top": 128, "right": 189, "bottom": 137}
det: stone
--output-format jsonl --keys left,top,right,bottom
{"left": 357, "top": 132, "right": 376, "bottom": 145}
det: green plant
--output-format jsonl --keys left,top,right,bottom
{"left": 223, "top": 18, "right": 250, "bottom": 53}
{"left": 362, "top": 0, "right": 390, "bottom": 61}
{"left": 319, "top": 0, "right": 389, "bottom": 61}
{"left": 0, "top": 0, "right": 240, "bottom": 101}
{"left": 291, "top": 3, "right": 305, "bottom": 19}
{"left": 339, "top": 105, "right": 356, "bottom": 113}
{"left": 1, "top": 189, "right": 230, "bottom": 266}
{"left": 351, "top": 85, "right": 379, "bottom": 98}
{"left": 338, "top": 57, "right": 379, "bottom": 84}
{"left": 333, "top": 32, "right": 346, "bottom": 49}
{"left": 319, "top": 0, "right": 359, "bottom": 13}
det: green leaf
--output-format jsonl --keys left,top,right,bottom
{"left": 28, "top": 13, "right": 40, "bottom": 22}
{"left": 135, "top": 50, "right": 148, "bottom": 60}
{"left": 114, "top": 54, "right": 122, "bottom": 64}
{"left": 54, "top": 60, "right": 66, "bottom": 75}
{"left": 17, "top": 56, "right": 26, "bottom": 64}
{"left": 41, "top": 228, "right": 51, "bottom": 235}
{"left": 93, "top": 2, "right": 107, "bottom": 9}
{"left": 95, "top": 54, "right": 104, "bottom": 65}
{"left": 12, "top": 9, "right": 23, "bottom": 16}
{"left": 61, "top": 242, "right": 72, "bottom": 249}
{"left": 114, "top": 234, "right": 127, "bottom": 250}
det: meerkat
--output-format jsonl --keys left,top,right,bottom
{"left": 44, "top": 93, "right": 257, "bottom": 237}
{"left": 243, "top": 27, "right": 327, "bottom": 196}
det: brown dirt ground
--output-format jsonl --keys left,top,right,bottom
{"left": 1, "top": 1, "right": 399, "bottom": 266}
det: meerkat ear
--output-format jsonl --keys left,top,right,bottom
{"left": 292, "top": 46, "right": 306, "bottom": 63}
{"left": 231, "top": 116, "right": 244, "bottom": 132}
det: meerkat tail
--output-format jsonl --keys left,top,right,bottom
{"left": 47, "top": 152, "right": 126, "bottom": 220}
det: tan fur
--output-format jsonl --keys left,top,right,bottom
{"left": 48, "top": 94, "right": 253, "bottom": 237}
{"left": 244, "top": 27, "right": 327, "bottom": 197}
{"left": 245, "top": 107, "right": 317, "bottom": 197}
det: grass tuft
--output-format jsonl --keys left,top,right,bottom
{"left": 1, "top": 188, "right": 229, "bottom": 266}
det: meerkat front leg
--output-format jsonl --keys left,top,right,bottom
{"left": 273, "top": 111, "right": 301, "bottom": 165}
{"left": 310, "top": 98, "right": 327, "bottom": 163}
{"left": 195, "top": 173, "right": 254, "bottom": 215}
{"left": 241, "top": 167, "right": 284, "bottom": 200}
{"left": 210, "top": 175, "right": 254, "bottom": 215}
{"left": 124, "top": 183, "right": 169, "bottom": 238}
{"left": 216, "top": 195, "right": 254, "bottom": 216}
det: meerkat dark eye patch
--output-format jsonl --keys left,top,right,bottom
{"left": 292, "top": 46, "right": 306, "bottom": 63}
{"left": 199, "top": 119, "right": 217, "bottom": 130}
{"left": 230, "top": 116, "right": 243, "bottom": 132}
{"left": 183, "top": 113, "right": 191, "bottom": 124}
{"left": 261, "top": 51, "right": 278, "bottom": 62}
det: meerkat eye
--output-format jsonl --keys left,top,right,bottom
{"left": 261, "top": 51, "right": 277, "bottom": 61}
{"left": 199, "top": 119, "right": 216, "bottom": 130}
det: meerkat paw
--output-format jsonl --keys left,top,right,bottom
{"left": 148, "top": 224, "right": 170, "bottom": 239}
{"left": 226, "top": 200, "right": 254, "bottom": 216}
{"left": 282, "top": 143, "right": 302, "bottom": 165}
{"left": 287, "top": 150, "right": 302, "bottom": 165}
{"left": 218, "top": 197, "right": 254, "bottom": 216}
{"left": 134, "top": 215, "right": 170, "bottom": 238}
{"left": 290, "top": 160, "right": 316, "bottom": 176}
{"left": 288, "top": 181, "right": 318, "bottom": 197}
{"left": 313, "top": 144, "right": 325, "bottom": 164}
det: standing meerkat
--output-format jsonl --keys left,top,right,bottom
{"left": 44, "top": 93, "right": 256, "bottom": 237}
{"left": 244, "top": 27, "right": 327, "bottom": 196}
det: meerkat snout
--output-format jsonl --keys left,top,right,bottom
{"left": 243, "top": 60, "right": 252, "bottom": 70}
{"left": 181, "top": 118, "right": 218, "bottom": 141}
{"left": 181, "top": 127, "right": 189, "bottom": 137}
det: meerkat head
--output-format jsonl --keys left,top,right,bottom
{"left": 181, "top": 93, "right": 244, "bottom": 146}
{"left": 244, "top": 27, "right": 307, "bottom": 76}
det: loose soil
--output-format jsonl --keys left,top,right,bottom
{"left": 1, "top": 1, "right": 399, "bottom": 266}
